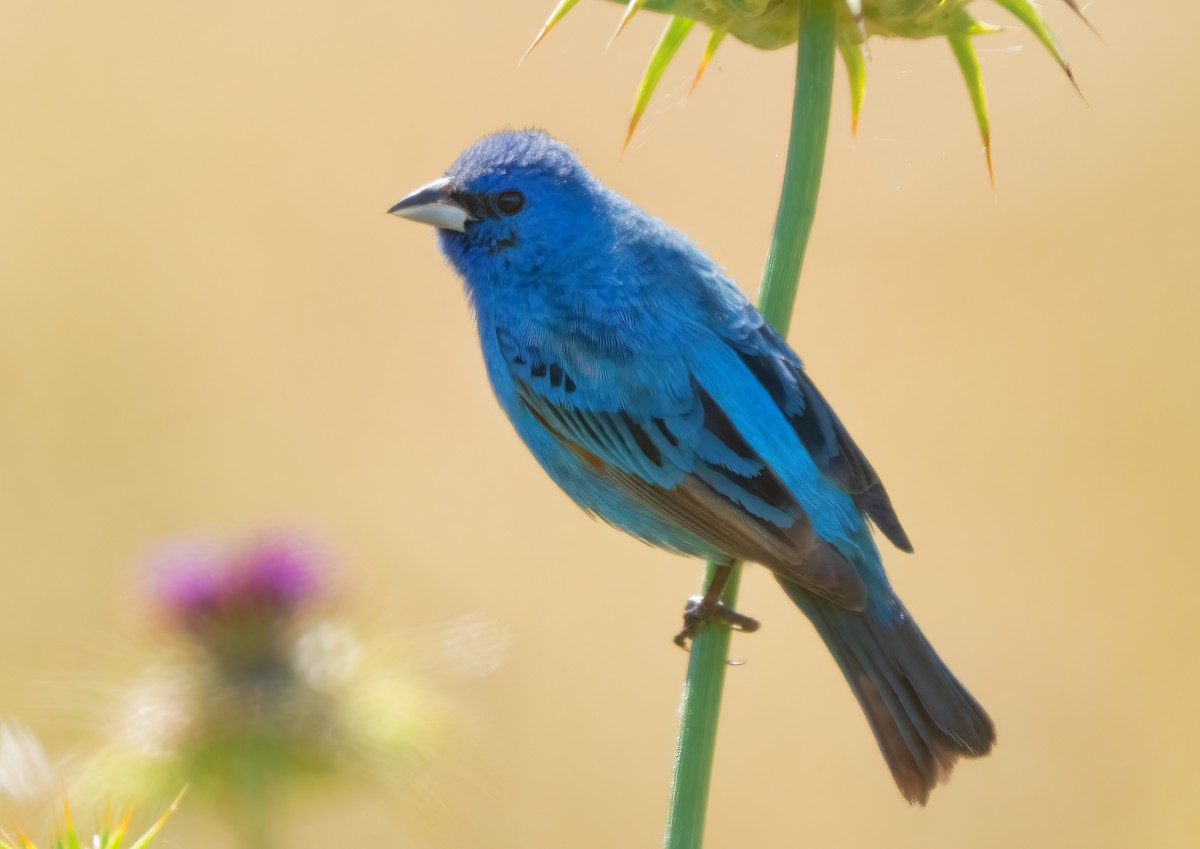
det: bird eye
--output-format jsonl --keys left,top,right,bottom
{"left": 497, "top": 190, "right": 525, "bottom": 215}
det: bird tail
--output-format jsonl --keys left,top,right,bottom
{"left": 778, "top": 578, "right": 996, "bottom": 805}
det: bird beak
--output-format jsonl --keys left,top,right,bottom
{"left": 387, "top": 177, "right": 475, "bottom": 233}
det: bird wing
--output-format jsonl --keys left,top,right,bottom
{"left": 498, "top": 328, "right": 867, "bottom": 610}
{"left": 724, "top": 322, "right": 912, "bottom": 553}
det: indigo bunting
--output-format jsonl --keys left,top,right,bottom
{"left": 389, "top": 130, "right": 994, "bottom": 803}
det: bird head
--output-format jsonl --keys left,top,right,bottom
{"left": 389, "top": 130, "right": 607, "bottom": 281}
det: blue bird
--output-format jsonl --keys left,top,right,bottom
{"left": 389, "top": 130, "right": 994, "bottom": 804}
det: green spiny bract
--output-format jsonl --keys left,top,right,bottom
{"left": 525, "top": 0, "right": 1094, "bottom": 182}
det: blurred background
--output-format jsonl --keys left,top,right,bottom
{"left": 1, "top": 0, "right": 1197, "bottom": 846}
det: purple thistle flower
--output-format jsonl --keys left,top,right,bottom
{"left": 233, "top": 538, "right": 322, "bottom": 610}
{"left": 151, "top": 542, "right": 227, "bottom": 623}
{"left": 148, "top": 536, "right": 326, "bottom": 640}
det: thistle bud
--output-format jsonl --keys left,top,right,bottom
{"left": 525, "top": 0, "right": 1093, "bottom": 180}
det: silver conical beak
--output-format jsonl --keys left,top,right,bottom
{"left": 387, "top": 177, "right": 475, "bottom": 233}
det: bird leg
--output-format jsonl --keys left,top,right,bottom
{"left": 673, "top": 562, "right": 761, "bottom": 649}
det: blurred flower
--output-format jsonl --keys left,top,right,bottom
{"left": 525, "top": 0, "right": 1094, "bottom": 179}
{"left": 79, "top": 535, "right": 448, "bottom": 846}
{"left": 0, "top": 794, "right": 180, "bottom": 849}
{"left": 151, "top": 536, "right": 322, "bottom": 628}
{"left": 147, "top": 536, "right": 326, "bottom": 683}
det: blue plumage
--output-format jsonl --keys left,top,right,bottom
{"left": 390, "top": 130, "right": 994, "bottom": 803}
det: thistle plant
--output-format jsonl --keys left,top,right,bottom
{"left": 80, "top": 536, "right": 447, "bottom": 849}
{"left": 522, "top": 2, "right": 1090, "bottom": 847}
{"left": 527, "top": 0, "right": 1091, "bottom": 181}
{"left": 0, "top": 795, "right": 181, "bottom": 849}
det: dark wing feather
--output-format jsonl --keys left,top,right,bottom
{"left": 731, "top": 325, "right": 913, "bottom": 552}
{"left": 508, "top": 356, "right": 866, "bottom": 610}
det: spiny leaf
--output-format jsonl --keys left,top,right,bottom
{"left": 625, "top": 16, "right": 696, "bottom": 150}
{"left": 966, "top": 20, "right": 1003, "bottom": 36}
{"left": 521, "top": 0, "right": 583, "bottom": 63}
{"left": 60, "top": 801, "right": 78, "bottom": 849}
{"left": 1059, "top": 0, "right": 1101, "bottom": 37}
{"left": 837, "top": 39, "right": 866, "bottom": 137}
{"left": 948, "top": 33, "right": 992, "bottom": 187}
{"left": 691, "top": 26, "right": 727, "bottom": 95}
{"left": 126, "top": 790, "right": 184, "bottom": 849}
{"left": 0, "top": 827, "right": 35, "bottom": 849}
{"left": 610, "top": 0, "right": 649, "bottom": 46}
{"left": 104, "top": 809, "right": 131, "bottom": 849}
{"left": 0, "top": 792, "right": 181, "bottom": 849}
{"left": 992, "top": 0, "right": 1080, "bottom": 94}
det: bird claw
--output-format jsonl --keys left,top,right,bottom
{"left": 673, "top": 594, "right": 761, "bottom": 650}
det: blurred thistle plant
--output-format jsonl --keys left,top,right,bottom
{"left": 520, "top": 2, "right": 1091, "bottom": 848}
{"left": 80, "top": 536, "right": 448, "bottom": 849}
{"left": 0, "top": 794, "right": 181, "bottom": 849}
{"left": 151, "top": 537, "right": 323, "bottom": 684}
{"left": 526, "top": 0, "right": 1094, "bottom": 181}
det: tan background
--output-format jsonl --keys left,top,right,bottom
{"left": 1, "top": 1, "right": 1197, "bottom": 847}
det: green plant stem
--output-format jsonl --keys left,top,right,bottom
{"left": 662, "top": 2, "right": 837, "bottom": 848}
{"left": 758, "top": 0, "right": 837, "bottom": 335}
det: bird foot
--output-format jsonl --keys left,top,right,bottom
{"left": 673, "top": 594, "right": 760, "bottom": 650}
